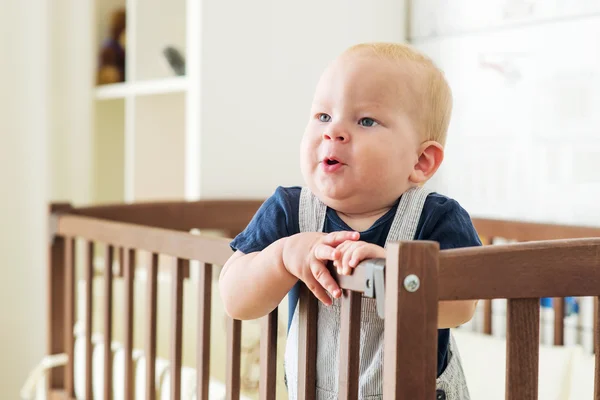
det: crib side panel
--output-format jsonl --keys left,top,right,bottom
{"left": 469, "top": 221, "right": 600, "bottom": 351}
{"left": 48, "top": 203, "right": 73, "bottom": 391}
{"left": 472, "top": 218, "right": 600, "bottom": 242}
{"left": 72, "top": 200, "right": 264, "bottom": 235}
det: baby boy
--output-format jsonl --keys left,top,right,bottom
{"left": 219, "top": 42, "right": 480, "bottom": 399}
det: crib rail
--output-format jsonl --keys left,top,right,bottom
{"left": 472, "top": 217, "right": 600, "bottom": 242}
{"left": 334, "top": 238, "right": 600, "bottom": 400}
{"left": 440, "top": 238, "right": 600, "bottom": 399}
{"left": 473, "top": 218, "right": 600, "bottom": 346}
{"left": 46, "top": 200, "right": 600, "bottom": 400}
{"left": 71, "top": 199, "right": 263, "bottom": 235}
{"left": 47, "top": 201, "right": 256, "bottom": 400}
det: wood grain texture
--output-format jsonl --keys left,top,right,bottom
{"left": 595, "top": 297, "right": 600, "bottom": 400}
{"left": 63, "top": 237, "right": 75, "bottom": 397}
{"left": 338, "top": 290, "right": 362, "bottom": 400}
{"left": 85, "top": 242, "right": 94, "bottom": 400}
{"left": 383, "top": 241, "right": 439, "bottom": 400}
{"left": 56, "top": 214, "right": 233, "bottom": 265}
{"left": 197, "top": 263, "right": 212, "bottom": 400}
{"left": 73, "top": 199, "right": 263, "bottom": 235}
{"left": 506, "top": 298, "right": 540, "bottom": 400}
{"left": 226, "top": 318, "right": 242, "bottom": 400}
{"left": 104, "top": 245, "right": 114, "bottom": 400}
{"left": 48, "top": 203, "right": 72, "bottom": 390}
{"left": 553, "top": 297, "right": 565, "bottom": 346}
{"left": 123, "top": 249, "right": 135, "bottom": 400}
{"left": 438, "top": 238, "right": 600, "bottom": 300}
{"left": 146, "top": 254, "right": 159, "bottom": 400}
{"left": 483, "top": 299, "right": 492, "bottom": 335}
{"left": 472, "top": 217, "right": 600, "bottom": 242}
{"left": 259, "top": 311, "right": 278, "bottom": 400}
{"left": 298, "top": 284, "right": 318, "bottom": 400}
{"left": 171, "top": 259, "right": 186, "bottom": 400}
{"left": 595, "top": 298, "right": 599, "bottom": 355}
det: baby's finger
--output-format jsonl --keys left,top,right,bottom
{"left": 310, "top": 261, "right": 341, "bottom": 300}
{"left": 313, "top": 244, "right": 339, "bottom": 261}
{"left": 336, "top": 240, "right": 354, "bottom": 254}
{"left": 342, "top": 242, "right": 361, "bottom": 274}
{"left": 303, "top": 274, "right": 332, "bottom": 306}
{"left": 322, "top": 231, "right": 360, "bottom": 247}
{"left": 349, "top": 244, "right": 380, "bottom": 268}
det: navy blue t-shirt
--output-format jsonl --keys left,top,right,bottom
{"left": 229, "top": 186, "right": 481, "bottom": 377}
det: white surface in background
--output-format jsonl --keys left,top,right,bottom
{"left": 418, "top": 12, "right": 600, "bottom": 226}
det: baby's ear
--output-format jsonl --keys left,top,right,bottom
{"left": 409, "top": 141, "right": 444, "bottom": 184}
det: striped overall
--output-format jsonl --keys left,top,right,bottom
{"left": 284, "top": 186, "right": 471, "bottom": 399}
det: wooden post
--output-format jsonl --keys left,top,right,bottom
{"left": 383, "top": 241, "right": 439, "bottom": 400}
{"left": 506, "top": 298, "right": 540, "bottom": 400}
{"left": 47, "top": 203, "right": 72, "bottom": 390}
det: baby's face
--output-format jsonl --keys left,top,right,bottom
{"left": 300, "top": 51, "right": 423, "bottom": 214}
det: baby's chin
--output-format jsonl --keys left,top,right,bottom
{"left": 311, "top": 182, "right": 373, "bottom": 213}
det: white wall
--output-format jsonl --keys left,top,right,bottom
{"left": 411, "top": 3, "right": 600, "bottom": 227}
{"left": 199, "top": 0, "right": 408, "bottom": 198}
{"left": 0, "top": 1, "right": 49, "bottom": 398}
{"left": 49, "top": 1, "right": 95, "bottom": 205}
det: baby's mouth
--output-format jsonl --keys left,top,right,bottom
{"left": 321, "top": 157, "right": 345, "bottom": 172}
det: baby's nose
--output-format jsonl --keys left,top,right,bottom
{"left": 323, "top": 129, "right": 349, "bottom": 142}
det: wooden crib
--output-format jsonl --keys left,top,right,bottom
{"left": 40, "top": 200, "right": 600, "bottom": 400}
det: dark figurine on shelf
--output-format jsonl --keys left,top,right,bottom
{"left": 97, "top": 7, "right": 126, "bottom": 85}
{"left": 163, "top": 46, "right": 186, "bottom": 76}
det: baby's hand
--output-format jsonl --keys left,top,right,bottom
{"left": 282, "top": 231, "right": 360, "bottom": 305}
{"left": 333, "top": 241, "right": 385, "bottom": 276}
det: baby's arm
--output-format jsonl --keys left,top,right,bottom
{"left": 219, "top": 239, "right": 295, "bottom": 321}
{"left": 219, "top": 231, "right": 359, "bottom": 320}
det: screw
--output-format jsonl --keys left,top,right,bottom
{"left": 403, "top": 274, "right": 420, "bottom": 292}
{"left": 366, "top": 279, "right": 372, "bottom": 289}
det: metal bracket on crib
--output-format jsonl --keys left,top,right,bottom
{"left": 363, "top": 258, "right": 386, "bottom": 319}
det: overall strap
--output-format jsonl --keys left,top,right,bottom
{"left": 385, "top": 186, "right": 433, "bottom": 245}
{"left": 299, "top": 187, "right": 327, "bottom": 233}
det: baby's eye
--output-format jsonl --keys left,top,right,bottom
{"left": 358, "top": 117, "right": 378, "bottom": 127}
{"left": 318, "top": 113, "right": 331, "bottom": 122}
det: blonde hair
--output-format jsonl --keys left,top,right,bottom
{"left": 344, "top": 42, "right": 453, "bottom": 147}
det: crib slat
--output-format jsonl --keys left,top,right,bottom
{"left": 482, "top": 235, "right": 494, "bottom": 336}
{"left": 553, "top": 297, "right": 564, "bottom": 345}
{"left": 123, "top": 249, "right": 135, "bottom": 400}
{"left": 259, "top": 310, "right": 278, "bottom": 400}
{"left": 298, "top": 284, "right": 318, "bottom": 400}
{"left": 338, "top": 290, "right": 361, "bottom": 400}
{"left": 104, "top": 245, "right": 114, "bottom": 400}
{"left": 85, "top": 242, "right": 94, "bottom": 400}
{"left": 146, "top": 254, "right": 159, "bottom": 400}
{"left": 171, "top": 258, "right": 186, "bottom": 400}
{"left": 64, "top": 237, "right": 75, "bottom": 397}
{"left": 595, "top": 298, "right": 599, "bottom": 355}
{"left": 48, "top": 204, "right": 72, "bottom": 390}
{"left": 594, "top": 297, "right": 600, "bottom": 400}
{"left": 506, "top": 298, "right": 540, "bottom": 400}
{"left": 116, "top": 247, "right": 124, "bottom": 277}
{"left": 226, "top": 318, "right": 242, "bottom": 400}
{"left": 383, "top": 242, "right": 439, "bottom": 400}
{"left": 197, "top": 263, "right": 212, "bottom": 400}
{"left": 483, "top": 299, "right": 492, "bottom": 335}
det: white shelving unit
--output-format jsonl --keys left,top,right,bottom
{"left": 93, "top": 0, "right": 197, "bottom": 203}
{"left": 87, "top": 0, "right": 408, "bottom": 207}
{"left": 95, "top": 76, "right": 188, "bottom": 100}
